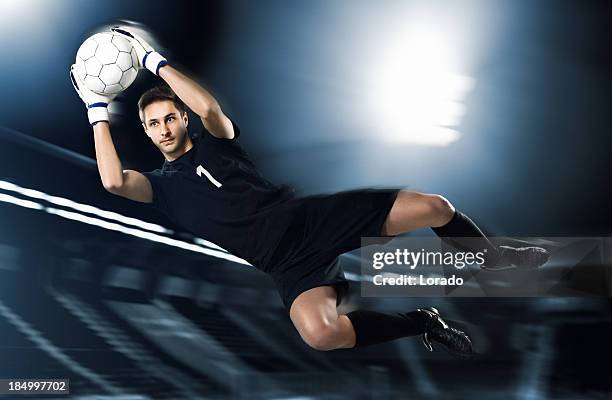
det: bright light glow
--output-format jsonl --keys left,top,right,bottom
{"left": 0, "top": 0, "right": 47, "bottom": 40}
{"left": 371, "top": 25, "right": 475, "bottom": 146}
{"left": 0, "top": 0, "right": 29, "bottom": 20}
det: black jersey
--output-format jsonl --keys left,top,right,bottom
{"left": 142, "top": 120, "right": 296, "bottom": 268}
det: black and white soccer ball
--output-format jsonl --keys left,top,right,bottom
{"left": 74, "top": 32, "right": 138, "bottom": 95}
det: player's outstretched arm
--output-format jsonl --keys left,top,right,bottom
{"left": 111, "top": 26, "right": 235, "bottom": 140}
{"left": 158, "top": 66, "right": 235, "bottom": 140}
{"left": 92, "top": 122, "right": 152, "bottom": 203}
{"left": 70, "top": 65, "right": 152, "bottom": 203}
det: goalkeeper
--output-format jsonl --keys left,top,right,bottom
{"left": 70, "top": 26, "right": 549, "bottom": 357}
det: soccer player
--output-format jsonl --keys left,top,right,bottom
{"left": 70, "top": 27, "right": 549, "bottom": 358}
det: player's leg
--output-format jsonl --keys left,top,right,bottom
{"left": 381, "top": 190, "right": 549, "bottom": 269}
{"left": 289, "top": 285, "right": 472, "bottom": 357}
{"left": 345, "top": 307, "right": 473, "bottom": 358}
{"left": 381, "top": 191, "right": 456, "bottom": 235}
{"left": 289, "top": 286, "right": 356, "bottom": 350}
{"left": 380, "top": 190, "right": 500, "bottom": 258}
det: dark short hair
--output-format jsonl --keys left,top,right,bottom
{"left": 137, "top": 85, "right": 187, "bottom": 122}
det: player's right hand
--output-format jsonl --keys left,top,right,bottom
{"left": 70, "top": 64, "right": 117, "bottom": 125}
{"left": 111, "top": 26, "right": 168, "bottom": 76}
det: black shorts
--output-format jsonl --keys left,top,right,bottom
{"left": 262, "top": 188, "right": 401, "bottom": 312}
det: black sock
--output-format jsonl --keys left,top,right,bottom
{"left": 345, "top": 309, "right": 429, "bottom": 348}
{"left": 431, "top": 210, "right": 502, "bottom": 265}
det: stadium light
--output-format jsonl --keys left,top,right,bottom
{"left": 370, "top": 25, "right": 475, "bottom": 146}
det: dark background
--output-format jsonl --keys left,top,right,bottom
{"left": 1, "top": 0, "right": 610, "bottom": 235}
{"left": 0, "top": 1, "right": 611, "bottom": 399}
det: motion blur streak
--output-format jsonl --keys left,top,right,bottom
{"left": 0, "top": 183, "right": 251, "bottom": 266}
{"left": 0, "top": 179, "right": 169, "bottom": 234}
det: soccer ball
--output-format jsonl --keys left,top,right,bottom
{"left": 74, "top": 32, "right": 139, "bottom": 95}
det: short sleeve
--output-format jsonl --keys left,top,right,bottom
{"left": 142, "top": 169, "right": 169, "bottom": 212}
{"left": 201, "top": 117, "right": 241, "bottom": 141}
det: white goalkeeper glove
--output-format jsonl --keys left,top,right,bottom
{"left": 111, "top": 26, "right": 168, "bottom": 76}
{"left": 70, "top": 64, "right": 117, "bottom": 125}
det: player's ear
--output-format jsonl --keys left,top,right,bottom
{"left": 182, "top": 111, "right": 188, "bottom": 127}
{"left": 141, "top": 122, "right": 152, "bottom": 138}
{"left": 139, "top": 110, "right": 149, "bottom": 134}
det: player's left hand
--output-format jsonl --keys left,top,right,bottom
{"left": 111, "top": 26, "right": 168, "bottom": 76}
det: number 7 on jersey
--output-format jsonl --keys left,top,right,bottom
{"left": 196, "top": 164, "right": 223, "bottom": 188}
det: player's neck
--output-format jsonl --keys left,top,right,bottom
{"left": 164, "top": 137, "right": 194, "bottom": 162}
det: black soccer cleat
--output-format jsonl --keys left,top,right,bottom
{"left": 481, "top": 245, "right": 550, "bottom": 271}
{"left": 418, "top": 307, "right": 473, "bottom": 359}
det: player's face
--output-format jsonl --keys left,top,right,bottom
{"left": 142, "top": 100, "right": 190, "bottom": 157}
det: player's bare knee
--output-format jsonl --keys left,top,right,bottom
{"left": 300, "top": 323, "right": 337, "bottom": 351}
{"left": 427, "top": 194, "right": 455, "bottom": 227}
